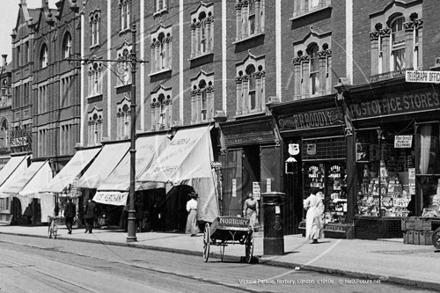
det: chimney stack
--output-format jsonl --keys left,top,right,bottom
{"left": 1, "top": 55, "right": 7, "bottom": 67}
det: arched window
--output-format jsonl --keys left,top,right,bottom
{"left": 246, "top": 65, "right": 256, "bottom": 110}
{"left": 307, "top": 43, "right": 320, "bottom": 96}
{"left": 150, "top": 86, "right": 172, "bottom": 131}
{"left": 40, "top": 44, "right": 48, "bottom": 68}
{"left": 391, "top": 16, "right": 406, "bottom": 71}
{"left": 63, "top": 32, "right": 72, "bottom": 59}
{"left": 0, "top": 119, "right": 8, "bottom": 148}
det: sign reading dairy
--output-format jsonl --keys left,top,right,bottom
{"left": 406, "top": 70, "right": 440, "bottom": 83}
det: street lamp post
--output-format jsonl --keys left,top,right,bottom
{"left": 126, "top": 23, "right": 138, "bottom": 243}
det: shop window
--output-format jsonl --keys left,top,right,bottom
{"left": 150, "top": 85, "right": 172, "bottom": 131}
{"left": 235, "top": 0, "right": 265, "bottom": 41}
{"left": 416, "top": 123, "right": 440, "bottom": 217}
{"left": 190, "top": 4, "right": 214, "bottom": 59}
{"left": 303, "top": 137, "right": 347, "bottom": 223}
{"left": 356, "top": 129, "right": 414, "bottom": 218}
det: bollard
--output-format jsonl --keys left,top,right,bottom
{"left": 262, "top": 191, "right": 285, "bottom": 255}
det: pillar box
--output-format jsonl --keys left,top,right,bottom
{"left": 261, "top": 191, "right": 285, "bottom": 255}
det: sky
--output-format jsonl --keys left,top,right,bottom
{"left": 0, "top": 0, "right": 57, "bottom": 62}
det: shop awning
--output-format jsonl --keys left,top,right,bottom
{"left": 138, "top": 126, "right": 214, "bottom": 184}
{"left": 137, "top": 126, "right": 219, "bottom": 222}
{"left": 42, "top": 148, "right": 100, "bottom": 193}
{"left": 0, "top": 155, "right": 29, "bottom": 199}
{"left": 93, "top": 134, "right": 169, "bottom": 205}
{"left": 1, "top": 161, "right": 46, "bottom": 195}
{"left": 19, "top": 161, "right": 53, "bottom": 197}
{"left": 75, "top": 142, "right": 130, "bottom": 189}
{"left": 0, "top": 155, "right": 29, "bottom": 188}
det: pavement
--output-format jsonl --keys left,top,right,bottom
{"left": 0, "top": 224, "right": 439, "bottom": 291}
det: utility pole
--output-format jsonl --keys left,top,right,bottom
{"left": 69, "top": 3, "right": 146, "bottom": 243}
{"left": 126, "top": 22, "right": 137, "bottom": 243}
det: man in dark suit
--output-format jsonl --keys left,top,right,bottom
{"left": 84, "top": 199, "right": 96, "bottom": 233}
{"left": 64, "top": 198, "right": 76, "bottom": 234}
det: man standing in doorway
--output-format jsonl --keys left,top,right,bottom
{"left": 84, "top": 199, "right": 96, "bottom": 233}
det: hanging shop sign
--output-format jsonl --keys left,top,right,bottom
{"left": 406, "top": 70, "right": 440, "bottom": 83}
{"left": 278, "top": 107, "right": 344, "bottom": 131}
{"left": 350, "top": 88, "right": 440, "bottom": 120}
{"left": 394, "top": 135, "right": 413, "bottom": 148}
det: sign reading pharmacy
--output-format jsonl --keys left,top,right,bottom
{"left": 406, "top": 70, "right": 440, "bottom": 83}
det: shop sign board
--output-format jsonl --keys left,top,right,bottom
{"left": 394, "top": 135, "right": 413, "bottom": 148}
{"left": 350, "top": 88, "right": 440, "bottom": 120}
{"left": 278, "top": 107, "right": 344, "bottom": 131}
{"left": 406, "top": 70, "right": 440, "bottom": 83}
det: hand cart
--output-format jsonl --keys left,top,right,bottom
{"left": 203, "top": 216, "right": 254, "bottom": 263}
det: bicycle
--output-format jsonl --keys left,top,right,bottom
{"left": 48, "top": 216, "right": 59, "bottom": 239}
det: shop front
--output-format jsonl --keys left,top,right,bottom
{"left": 346, "top": 82, "right": 440, "bottom": 239}
{"left": 270, "top": 96, "right": 352, "bottom": 237}
{"left": 219, "top": 116, "right": 282, "bottom": 232}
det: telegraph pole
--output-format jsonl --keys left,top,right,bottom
{"left": 126, "top": 22, "right": 138, "bottom": 243}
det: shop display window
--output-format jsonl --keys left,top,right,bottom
{"left": 416, "top": 123, "right": 440, "bottom": 217}
{"left": 356, "top": 129, "right": 414, "bottom": 217}
{"left": 302, "top": 137, "right": 347, "bottom": 223}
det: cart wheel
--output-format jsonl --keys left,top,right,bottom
{"left": 220, "top": 245, "right": 225, "bottom": 262}
{"left": 245, "top": 228, "right": 254, "bottom": 263}
{"left": 433, "top": 228, "right": 440, "bottom": 250}
{"left": 203, "top": 223, "right": 211, "bottom": 262}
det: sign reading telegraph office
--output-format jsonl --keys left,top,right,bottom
{"left": 350, "top": 88, "right": 440, "bottom": 120}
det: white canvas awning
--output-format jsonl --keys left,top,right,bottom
{"left": 137, "top": 126, "right": 219, "bottom": 222}
{"left": 0, "top": 155, "right": 28, "bottom": 188}
{"left": 19, "top": 161, "right": 53, "bottom": 198}
{"left": 75, "top": 142, "right": 130, "bottom": 189}
{"left": 96, "top": 134, "right": 169, "bottom": 192}
{"left": 138, "top": 126, "right": 214, "bottom": 183}
{"left": 42, "top": 148, "right": 100, "bottom": 193}
{"left": 1, "top": 161, "right": 46, "bottom": 195}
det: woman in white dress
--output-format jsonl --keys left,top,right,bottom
{"left": 304, "top": 189, "right": 324, "bottom": 243}
{"left": 185, "top": 192, "right": 200, "bottom": 236}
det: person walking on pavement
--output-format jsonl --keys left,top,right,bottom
{"left": 243, "top": 192, "right": 259, "bottom": 228}
{"left": 185, "top": 192, "right": 200, "bottom": 236}
{"left": 304, "top": 188, "right": 324, "bottom": 243}
{"left": 64, "top": 198, "right": 76, "bottom": 234}
{"left": 84, "top": 198, "right": 96, "bottom": 234}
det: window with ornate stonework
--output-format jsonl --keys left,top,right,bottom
{"left": 119, "top": 0, "right": 131, "bottom": 32}
{"left": 0, "top": 118, "right": 9, "bottom": 148}
{"left": 154, "top": 0, "right": 169, "bottom": 16}
{"left": 40, "top": 44, "right": 48, "bottom": 69}
{"left": 89, "top": 10, "right": 101, "bottom": 48}
{"left": 292, "top": 28, "right": 332, "bottom": 99}
{"left": 150, "top": 85, "right": 172, "bottom": 131}
{"left": 150, "top": 27, "right": 172, "bottom": 74}
{"left": 369, "top": 3, "right": 423, "bottom": 77}
{"left": 190, "top": 3, "right": 214, "bottom": 58}
{"left": 235, "top": 0, "right": 265, "bottom": 41}
{"left": 88, "top": 107, "right": 103, "bottom": 146}
{"left": 190, "top": 71, "right": 214, "bottom": 124}
{"left": 116, "top": 44, "right": 132, "bottom": 86}
{"left": 292, "top": 0, "right": 332, "bottom": 18}
{"left": 88, "top": 61, "right": 103, "bottom": 97}
{"left": 116, "top": 95, "right": 131, "bottom": 140}
{"left": 235, "top": 53, "right": 265, "bottom": 116}
{"left": 63, "top": 32, "right": 72, "bottom": 59}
